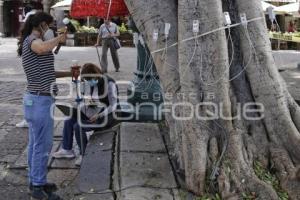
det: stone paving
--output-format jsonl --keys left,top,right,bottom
{"left": 75, "top": 123, "right": 180, "bottom": 200}
{"left": 1, "top": 38, "right": 300, "bottom": 200}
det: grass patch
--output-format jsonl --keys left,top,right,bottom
{"left": 178, "top": 190, "right": 188, "bottom": 200}
{"left": 254, "top": 161, "right": 289, "bottom": 200}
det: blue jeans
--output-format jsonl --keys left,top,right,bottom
{"left": 62, "top": 113, "right": 116, "bottom": 154}
{"left": 62, "top": 116, "right": 91, "bottom": 155}
{"left": 23, "top": 93, "right": 55, "bottom": 186}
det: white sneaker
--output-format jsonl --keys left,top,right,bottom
{"left": 16, "top": 119, "right": 29, "bottom": 128}
{"left": 86, "top": 131, "right": 94, "bottom": 141}
{"left": 75, "top": 155, "right": 83, "bottom": 166}
{"left": 52, "top": 149, "right": 75, "bottom": 159}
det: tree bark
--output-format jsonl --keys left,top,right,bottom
{"left": 177, "top": 0, "right": 233, "bottom": 195}
{"left": 124, "top": 0, "right": 185, "bottom": 170}
{"left": 124, "top": 0, "right": 300, "bottom": 198}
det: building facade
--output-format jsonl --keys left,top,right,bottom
{"left": 0, "top": 0, "right": 53, "bottom": 37}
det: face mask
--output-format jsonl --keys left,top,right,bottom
{"left": 88, "top": 79, "right": 98, "bottom": 87}
{"left": 40, "top": 24, "right": 52, "bottom": 41}
{"left": 43, "top": 29, "right": 55, "bottom": 41}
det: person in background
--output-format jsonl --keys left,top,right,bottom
{"left": 22, "top": 4, "right": 37, "bottom": 23}
{"left": 53, "top": 63, "right": 119, "bottom": 166}
{"left": 24, "top": 4, "right": 33, "bottom": 15}
{"left": 95, "top": 18, "right": 120, "bottom": 73}
{"left": 288, "top": 20, "right": 296, "bottom": 33}
{"left": 18, "top": 11, "right": 71, "bottom": 200}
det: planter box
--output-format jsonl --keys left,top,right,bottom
{"left": 66, "top": 34, "right": 75, "bottom": 46}
{"left": 75, "top": 32, "right": 87, "bottom": 46}
{"left": 119, "top": 32, "right": 134, "bottom": 47}
{"left": 74, "top": 32, "right": 133, "bottom": 47}
{"left": 87, "top": 33, "right": 98, "bottom": 46}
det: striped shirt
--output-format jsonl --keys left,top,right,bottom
{"left": 22, "top": 35, "right": 57, "bottom": 94}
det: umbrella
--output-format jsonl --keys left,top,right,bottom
{"left": 51, "top": 0, "right": 72, "bottom": 11}
{"left": 70, "top": 0, "right": 129, "bottom": 19}
{"left": 262, "top": 1, "right": 277, "bottom": 12}
{"left": 274, "top": 2, "right": 299, "bottom": 15}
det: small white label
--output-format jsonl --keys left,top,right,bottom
{"left": 240, "top": 13, "right": 247, "bottom": 26}
{"left": 165, "top": 23, "right": 171, "bottom": 36}
{"left": 153, "top": 29, "right": 159, "bottom": 41}
{"left": 193, "top": 20, "right": 199, "bottom": 33}
{"left": 224, "top": 12, "right": 232, "bottom": 26}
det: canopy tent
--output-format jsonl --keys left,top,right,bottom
{"left": 264, "top": 0, "right": 296, "bottom": 2}
{"left": 51, "top": 0, "right": 72, "bottom": 11}
{"left": 55, "top": 1, "right": 279, "bottom": 17}
{"left": 274, "top": 2, "right": 300, "bottom": 16}
{"left": 70, "top": 0, "right": 129, "bottom": 18}
{"left": 262, "top": 1, "right": 277, "bottom": 12}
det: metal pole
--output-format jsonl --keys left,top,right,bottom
{"left": 127, "top": 18, "right": 164, "bottom": 121}
{"left": 95, "top": 46, "right": 102, "bottom": 68}
{"left": 71, "top": 63, "right": 85, "bottom": 157}
{"left": 75, "top": 80, "right": 85, "bottom": 156}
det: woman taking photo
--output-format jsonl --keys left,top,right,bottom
{"left": 53, "top": 63, "right": 119, "bottom": 166}
{"left": 18, "top": 11, "right": 69, "bottom": 200}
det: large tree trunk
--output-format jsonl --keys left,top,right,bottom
{"left": 124, "top": 0, "right": 185, "bottom": 170}
{"left": 125, "top": 0, "right": 300, "bottom": 199}
{"left": 177, "top": 0, "right": 233, "bottom": 194}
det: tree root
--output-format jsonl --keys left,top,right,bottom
{"left": 217, "top": 162, "right": 279, "bottom": 200}
{"left": 246, "top": 176, "right": 278, "bottom": 200}
{"left": 271, "top": 146, "right": 300, "bottom": 199}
